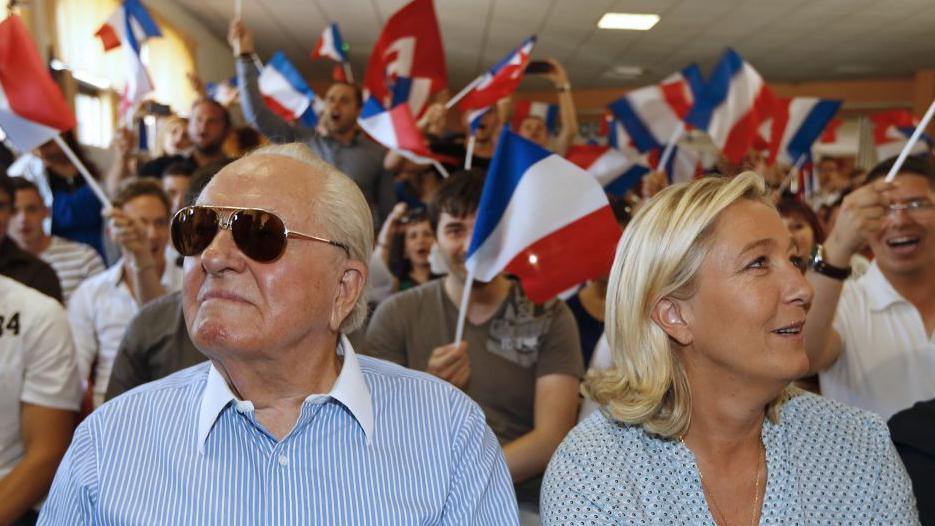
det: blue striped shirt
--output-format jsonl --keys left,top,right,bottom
{"left": 39, "top": 337, "right": 518, "bottom": 525}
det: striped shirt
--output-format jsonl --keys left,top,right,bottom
{"left": 39, "top": 336, "right": 519, "bottom": 525}
{"left": 40, "top": 236, "right": 105, "bottom": 305}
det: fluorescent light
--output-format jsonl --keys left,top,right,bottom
{"left": 598, "top": 13, "right": 660, "bottom": 30}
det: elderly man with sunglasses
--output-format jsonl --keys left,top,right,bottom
{"left": 39, "top": 143, "right": 518, "bottom": 525}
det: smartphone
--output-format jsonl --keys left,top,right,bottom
{"left": 525, "top": 60, "right": 554, "bottom": 75}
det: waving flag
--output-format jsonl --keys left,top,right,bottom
{"left": 467, "top": 129, "right": 622, "bottom": 303}
{"left": 608, "top": 64, "right": 703, "bottom": 153}
{"left": 95, "top": 0, "right": 161, "bottom": 119}
{"left": 358, "top": 98, "right": 437, "bottom": 164}
{"left": 685, "top": 49, "right": 774, "bottom": 164}
{"left": 259, "top": 51, "right": 321, "bottom": 127}
{"left": 566, "top": 145, "right": 650, "bottom": 196}
{"left": 872, "top": 109, "right": 933, "bottom": 161}
{"left": 206, "top": 75, "right": 238, "bottom": 106}
{"left": 511, "top": 100, "right": 559, "bottom": 134}
{"left": 764, "top": 97, "right": 842, "bottom": 165}
{"left": 363, "top": 0, "right": 447, "bottom": 117}
{"left": 311, "top": 23, "right": 348, "bottom": 63}
{"left": 0, "top": 15, "right": 76, "bottom": 152}
{"left": 458, "top": 36, "right": 536, "bottom": 113}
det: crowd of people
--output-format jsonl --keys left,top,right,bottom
{"left": 0, "top": 15, "right": 933, "bottom": 526}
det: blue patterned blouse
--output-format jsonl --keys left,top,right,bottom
{"left": 542, "top": 391, "right": 919, "bottom": 525}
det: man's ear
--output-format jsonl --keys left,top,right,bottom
{"left": 329, "top": 260, "right": 367, "bottom": 332}
{"left": 650, "top": 297, "right": 693, "bottom": 346}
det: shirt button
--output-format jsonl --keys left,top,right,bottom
{"left": 278, "top": 455, "right": 289, "bottom": 467}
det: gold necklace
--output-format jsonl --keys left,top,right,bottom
{"left": 681, "top": 437, "right": 763, "bottom": 526}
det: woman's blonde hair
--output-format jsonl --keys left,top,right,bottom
{"left": 585, "top": 171, "right": 793, "bottom": 438}
{"left": 154, "top": 116, "right": 188, "bottom": 157}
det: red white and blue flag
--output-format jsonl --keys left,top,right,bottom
{"left": 358, "top": 97, "right": 436, "bottom": 165}
{"left": 511, "top": 100, "right": 559, "bottom": 135}
{"left": 607, "top": 64, "right": 703, "bottom": 153}
{"left": 466, "top": 129, "right": 623, "bottom": 303}
{"left": 363, "top": 0, "right": 447, "bottom": 117}
{"left": 872, "top": 109, "right": 933, "bottom": 161}
{"left": 0, "top": 15, "right": 76, "bottom": 152}
{"left": 565, "top": 144, "right": 649, "bottom": 197}
{"left": 762, "top": 97, "right": 842, "bottom": 165}
{"left": 458, "top": 36, "right": 536, "bottom": 116}
{"left": 206, "top": 75, "right": 238, "bottom": 106}
{"left": 685, "top": 49, "right": 775, "bottom": 164}
{"left": 311, "top": 23, "right": 349, "bottom": 63}
{"left": 94, "top": 0, "right": 161, "bottom": 119}
{"left": 259, "top": 51, "right": 322, "bottom": 127}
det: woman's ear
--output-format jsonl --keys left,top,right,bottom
{"left": 650, "top": 297, "right": 693, "bottom": 346}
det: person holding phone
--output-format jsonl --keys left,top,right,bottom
{"left": 517, "top": 58, "right": 579, "bottom": 156}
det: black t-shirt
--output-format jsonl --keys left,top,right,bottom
{"left": 565, "top": 292, "right": 604, "bottom": 367}
{"left": 138, "top": 155, "right": 197, "bottom": 178}
{"left": 889, "top": 399, "right": 935, "bottom": 526}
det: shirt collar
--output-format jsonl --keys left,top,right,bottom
{"left": 862, "top": 261, "right": 907, "bottom": 312}
{"left": 196, "top": 334, "right": 374, "bottom": 454}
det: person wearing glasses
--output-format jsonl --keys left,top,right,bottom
{"left": 803, "top": 155, "right": 935, "bottom": 421}
{"left": 67, "top": 179, "right": 181, "bottom": 409}
{"left": 40, "top": 143, "right": 518, "bottom": 525}
{"left": 541, "top": 172, "right": 917, "bottom": 525}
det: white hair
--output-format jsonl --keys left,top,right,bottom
{"left": 245, "top": 143, "right": 373, "bottom": 332}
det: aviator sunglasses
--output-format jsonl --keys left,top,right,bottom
{"left": 171, "top": 205, "right": 350, "bottom": 263}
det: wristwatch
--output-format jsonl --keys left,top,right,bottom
{"left": 809, "top": 244, "right": 852, "bottom": 280}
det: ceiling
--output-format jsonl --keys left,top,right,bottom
{"left": 170, "top": 0, "right": 935, "bottom": 93}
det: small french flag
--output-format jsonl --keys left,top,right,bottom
{"left": 94, "top": 0, "right": 162, "bottom": 119}
{"left": 685, "top": 49, "right": 775, "bottom": 165}
{"left": 259, "top": 52, "right": 321, "bottom": 127}
{"left": 467, "top": 129, "right": 622, "bottom": 303}
{"left": 565, "top": 145, "right": 649, "bottom": 197}
{"left": 0, "top": 15, "right": 76, "bottom": 152}
{"left": 357, "top": 98, "right": 436, "bottom": 165}
{"left": 511, "top": 100, "right": 559, "bottom": 135}
{"left": 458, "top": 36, "right": 536, "bottom": 113}
{"left": 311, "top": 23, "right": 349, "bottom": 63}
{"left": 608, "top": 64, "right": 703, "bottom": 153}
{"left": 765, "top": 97, "right": 842, "bottom": 165}
{"left": 872, "top": 109, "right": 933, "bottom": 161}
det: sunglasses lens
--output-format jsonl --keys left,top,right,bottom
{"left": 231, "top": 209, "right": 287, "bottom": 262}
{"left": 172, "top": 207, "right": 219, "bottom": 256}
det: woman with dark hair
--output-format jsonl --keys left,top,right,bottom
{"left": 777, "top": 198, "right": 825, "bottom": 255}
{"left": 374, "top": 203, "right": 440, "bottom": 293}
{"left": 7, "top": 131, "right": 106, "bottom": 258}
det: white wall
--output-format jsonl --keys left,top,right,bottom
{"left": 147, "top": 0, "right": 234, "bottom": 88}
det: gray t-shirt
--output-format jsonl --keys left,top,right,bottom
{"left": 364, "top": 279, "right": 583, "bottom": 443}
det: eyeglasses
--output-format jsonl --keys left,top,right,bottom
{"left": 887, "top": 200, "right": 935, "bottom": 217}
{"left": 171, "top": 205, "right": 350, "bottom": 263}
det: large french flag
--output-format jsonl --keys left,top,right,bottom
{"left": 511, "top": 100, "right": 559, "bottom": 134}
{"left": 872, "top": 109, "right": 933, "bottom": 161}
{"left": 458, "top": 36, "right": 536, "bottom": 114}
{"left": 363, "top": 0, "right": 447, "bottom": 117}
{"left": 259, "top": 52, "right": 321, "bottom": 127}
{"left": 565, "top": 144, "right": 649, "bottom": 197}
{"left": 94, "top": 0, "right": 161, "bottom": 118}
{"left": 607, "top": 64, "right": 703, "bottom": 153}
{"left": 685, "top": 49, "right": 774, "bottom": 165}
{"left": 358, "top": 97, "right": 436, "bottom": 165}
{"left": 467, "top": 129, "right": 623, "bottom": 303}
{"left": 311, "top": 23, "right": 348, "bottom": 63}
{"left": 765, "top": 97, "right": 842, "bottom": 165}
{"left": 0, "top": 15, "right": 76, "bottom": 152}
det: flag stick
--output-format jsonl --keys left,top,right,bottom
{"left": 779, "top": 154, "right": 806, "bottom": 194}
{"left": 431, "top": 160, "right": 449, "bottom": 179}
{"left": 342, "top": 62, "right": 354, "bottom": 83}
{"left": 454, "top": 266, "right": 475, "bottom": 345}
{"left": 52, "top": 135, "right": 112, "bottom": 209}
{"left": 657, "top": 122, "right": 686, "bottom": 174}
{"left": 464, "top": 134, "right": 476, "bottom": 170}
{"left": 446, "top": 76, "right": 484, "bottom": 110}
{"left": 883, "top": 98, "right": 935, "bottom": 183}
{"left": 235, "top": 0, "right": 243, "bottom": 18}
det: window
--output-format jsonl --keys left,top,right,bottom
{"left": 75, "top": 90, "right": 114, "bottom": 148}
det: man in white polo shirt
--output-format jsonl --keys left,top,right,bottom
{"left": 69, "top": 178, "right": 181, "bottom": 408}
{"left": 804, "top": 155, "right": 935, "bottom": 419}
{"left": 0, "top": 275, "right": 81, "bottom": 525}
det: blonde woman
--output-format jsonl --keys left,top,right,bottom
{"left": 541, "top": 172, "right": 918, "bottom": 525}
